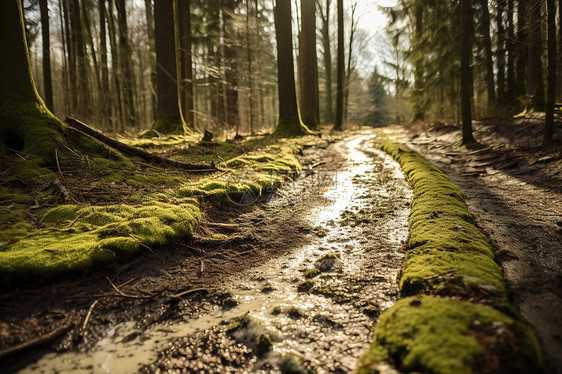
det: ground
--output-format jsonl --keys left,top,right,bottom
{"left": 0, "top": 118, "right": 560, "bottom": 373}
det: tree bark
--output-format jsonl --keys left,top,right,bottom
{"left": 544, "top": 0, "right": 556, "bottom": 145}
{"left": 496, "top": 0, "right": 506, "bottom": 102}
{"left": 246, "top": 0, "right": 255, "bottom": 134}
{"left": 153, "top": 0, "right": 183, "bottom": 133}
{"left": 318, "top": 0, "right": 333, "bottom": 124}
{"left": 506, "top": 0, "right": 515, "bottom": 103}
{"left": 299, "top": 0, "right": 319, "bottom": 129}
{"left": 514, "top": 0, "right": 527, "bottom": 98}
{"left": 460, "top": 0, "right": 476, "bottom": 145}
{"left": 99, "top": 0, "right": 110, "bottom": 125}
{"left": 223, "top": 0, "right": 239, "bottom": 130}
{"left": 107, "top": 0, "right": 124, "bottom": 130}
{"left": 115, "top": 0, "right": 136, "bottom": 127}
{"left": 69, "top": 0, "right": 90, "bottom": 119}
{"left": 144, "top": 0, "right": 157, "bottom": 111}
{"left": 273, "top": 0, "right": 309, "bottom": 136}
{"left": 343, "top": 2, "right": 357, "bottom": 123}
{"left": 334, "top": 0, "right": 344, "bottom": 131}
{"left": 479, "top": 0, "right": 496, "bottom": 111}
{"left": 528, "top": 0, "right": 545, "bottom": 109}
{"left": 412, "top": 4, "right": 424, "bottom": 121}
{"left": 177, "top": 0, "right": 194, "bottom": 130}
{"left": 38, "top": 0, "right": 54, "bottom": 112}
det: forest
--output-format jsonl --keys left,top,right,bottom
{"left": 0, "top": 0, "right": 561, "bottom": 373}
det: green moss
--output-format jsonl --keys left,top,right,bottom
{"left": 0, "top": 198, "right": 200, "bottom": 286}
{"left": 256, "top": 333, "right": 273, "bottom": 355}
{"left": 297, "top": 280, "right": 315, "bottom": 292}
{"left": 152, "top": 118, "right": 187, "bottom": 135}
{"left": 359, "top": 296, "right": 541, "bottom": 374}
{"left": 304, "top": 268, "right": 320, "bottom": 279}
{"left": 273, "top": 118, "right": 314, "bottom": 138}
{"left": 359, "top": 142, "right": 542, "bottom": 373}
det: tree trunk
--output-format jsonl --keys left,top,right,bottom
{"left": 528, "top": 0, "right": 545, "bottom": 109}
{"left": 506, "top": 0, "right": 515, "bottom": 103}
{"left": 343, "top": 2, "right": 357, "bottom": 124}
{"left": 223, "top": 0, "right": 239, "bottom": 130}
{"left": 496, "top": 0, "right": 506, "bottom": 102}
{"left": 412, "top": 4, "right": 424, "bottom": 121}
{"left": 38, "top": 0, "right": 54, "bottom": 112}
{"left": 334, "top": 0, "right": 344, "bottom": 131}
{"left": 245, "top": 0, "right": 255, "bottom": 134}
{"left": 58, "top": 0, "right": 70, "bottom": 113}
{"left": 153, "top": 0, "right": 183, "bottom": 133}
{"left": 144, "top": 0, "right": 157, "bottom": 112}
{"left": 99, "top": 0, "right": 110, "bottom": 124}
{"left": 557, "top": 0, "right": 562, "bottom": 100}
{"left": 273, "top": 0, "right": 309, "bottom": 136}
{"left": 69, "top": 0, "right": 89, "bottom": 119}
{"left": 0, "top": 0, "right": 63, "bottom": 164}
{"left": 514, "top": 0, "right": 527, "bottom": 98}
{"left": 298, "top": 0, "right": 319, "bottom": 129}
{"left": 460, "top": 0, "right": 476, "bottom": 145}
{"left": 544, "top": 0, "right": 556, "bottom": 145}
{"left": 319, "top": 0, "right": 333, "bottom": 124}
{"left": 115, "top": 0, "right": 136, "bottom": 127}
{"left": 177, "top": 0, "right": 194, "bottom": 131}
{"left": 107, "top": 0, "right": 124, "bottom": 130}
{"left": 479, "top": 0, "right": 496, "bottom": 111}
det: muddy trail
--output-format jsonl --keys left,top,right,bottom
{"left": 2, "top": 132, "right": 411, "bottom": 373}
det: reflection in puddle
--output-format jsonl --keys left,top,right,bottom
{"left": 21, "top": 133, "right": 411, "bottom": 373}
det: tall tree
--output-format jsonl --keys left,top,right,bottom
{"left": 246, "top": 0, "right": 255, "bottom": 134}
{"left": 479, "top": 0, "right": 496, "bottom": 111}
{"left": 514, "top": 0, "right": 527, "bottom": 99}
{"left": 153, "top": 0, "right": 184, "bottom": 133}
{"left": 299, "top": 0, "right": 319, "bottom": 129}
{"left": 115, "top": 0, "right": 136, "bottom": 127}
{"left": 177, "top": 0, "right": 194, "bottom": 130}
{"left": 334, "top": 0, "right": 344, "bottom": 131}
{"left": 69, "top": 0, "right": 89, "bottom": 119}
{"left": 38, "top": 0, "right": 54, "bottom": 112}
{"left": 412, "top": 3, "right": 425, "bottom": 120}
{"left": 144, "top": 0, "right": 157, "bottom": 111}
{"left": 273, "top": 0, "right": 310, "bottom": 136}
{"left": 527, "top": 0, "right": 545, "bottom": 109}
{"left": 343, "top": 2, "right": 357, "bottom": 123}
{"left": 496, "top": 0, "right": 506, "bottom": 101}
{"left": 318, "top": 0, "right": 333, "bottom": 124}
{"left": 505, "top": 0, "right": 515, "bottom": 103}
{"left": 223, "top": 0, "right": 239, "bottom": 130}
{"left": 544, "top": 0, "right": 556, "bottom": 145}
{"left": 0, "top": 0, "right": 63, "bottom": 165}
{"left": 460, "top": 0, "right": 477, "bottom": 145}
{"left": 99, "top": 0, "right": 110, "bottom": 125}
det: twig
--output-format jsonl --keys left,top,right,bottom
{"left": 104, "top": 276, "right": 162, "bottom": 299}
{"left": 199, "top": 260, "right": 205, "bottom": 277}
{"left": 66, "top": 214, "right": 82, "bottom": 229}
{"left": 168, "top": 288, "right": 209, "bottom": 299}
{"left": 0, "top": 323, "right": 74, "bottom": 360}
{"left": 81, "top": 299, "right": 99, "bottom": 332}
{"left": 424, "top": 269, "right": 457, "bottom": 280}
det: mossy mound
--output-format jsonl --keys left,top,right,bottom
{"left": 273, "top": 118, "right": 314, "bottom": 138}
{"left": 152, "top": 118, "right": 190, "bottom": 135}
{"left": 359, "top": 296, "right": 541, "bottom": 374}
{"left": 0, "top": 197, "right": 200, "bottom": 286}
{"left": 358, "top": 142, "right": 541, "bottom": 373}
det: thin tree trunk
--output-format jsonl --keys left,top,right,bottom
{"left": 479, "top": 0, "right": 496, "bottom": 111}
{"left": 144, "top": 0, "right": 157, "bottom": 112}
{"left": 318, "top": 0, "right": 333, "bottom": 124}
{"left": 515, "top": 0, "right": 527, "bottom": 98}
{"left": 115, "top": 0, "right": 136, "bottom": 127}
{"left": 557, "top": 0, "right": 562, "bottom": 100}
{"left": 460, "top": 0, "right": 476, "bottom": 145}
{"left": 344, "top": 2, "right": 356, "bottom": 124}
{"left": 177, "top": 0, "right": 194, "bottom": 130}
{"left": 506, "top": 0, "right": 515, "bottom": 103}
{"left": 299, "top": 0, "right": 319, "bottom": 129}
{"left": 223, "top": 0, "right": 239, "bottom": 130}
{"left": 544, "top": 0, "right": 556, "bottom": 145}
{"left": 107, "top": 0, "right": 123, "bottom": 130}
{"left": 58, "top": 0, "right": 70, "bottom": 113}
{"left": 528, "top": 0, "right": 545, "bottom": 109}
{"left": 246, "top": 0, "right": 255, "bottom": 134}
{"left": 412, "top": 4, "right": 424, "bottom": 121}
{"left": 39, "top": 0, "right": 54, "bottom": 112}
{"left": 334, "top": 0, "right": 344, "bottom": 131}
{"left": 496, "top": 0, "right": 506, "bottom": 102}
{"left": 99, "top": 0, "right": 110, "bottom": 124}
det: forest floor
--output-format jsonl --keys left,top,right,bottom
{"left": 0, "top": 117, "right": 560, "bottom": 373}
{"left": 1, "top": 131, "right": 412, "bottom": 373}
{"left": 403, "top": 115, "right": 562, "bottom": 373}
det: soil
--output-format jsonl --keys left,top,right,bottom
{"left": 403, "top": 115, "right": 562, "bottom": 374}
{"left": 0, "top": 132, "right": 412, "bottom": 373}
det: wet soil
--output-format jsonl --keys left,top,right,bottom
{"left": 403, "top": 117, "right": 562, "bottom": 374}
{"left": 1, "top": 131, "right": 411, "bottom": 373}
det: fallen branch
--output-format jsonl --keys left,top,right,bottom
{"left": 81, "top": 299, "right": 99, "bottom": 332}
{"left": 105, "top": 276, "right": 163, "bottom": 299}
{"left": 65, "top": 117, "right": 217, "bottom": 172}
{"left": 168, "top": 288, "right": 209, "bottom": 299}
{"left": 0, "top": 323, "right": 74, "bottom": 360}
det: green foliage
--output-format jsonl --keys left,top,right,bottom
{"left": 366, "top": 68, "right": 390, "bottom": 127}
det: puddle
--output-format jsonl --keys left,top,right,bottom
{"left": 20, "top": 133, "right": 412, "bottom": 373}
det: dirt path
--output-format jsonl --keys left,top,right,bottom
{"left": 402, "top": 119, "right": 562, "bottom": 373}
{"left": 2, "top": 131, "right": 411, "bottom": 373}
